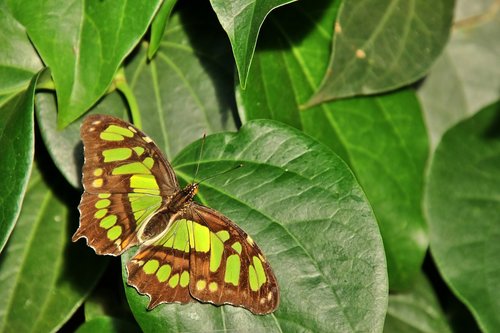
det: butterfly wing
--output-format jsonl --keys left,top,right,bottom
{"left": 187, "top": 203, "right": 279, "bottom": 314}
{"left": 73, "top": 114, "right": 179, "bottom": 255}
{"left": 126, "top": 203, "right": 279, "bottom": 314}
{"left": 127, "top": 214, "right": 194, "bottom": 307}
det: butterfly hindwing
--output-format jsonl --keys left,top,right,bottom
{"left": 187, "top": 203, "right": 279, "bottom": 315}
{"left": 127, "top": 215, "right": 194, "bottom": 308}
{"left": 126, "top": 203, "right": 279, "bottom": 314}
{"left": 74, "top": 192, "right": 162, "bottom": 255}
{"left": 74, "top": 115, "right": 178, "bottom": 255}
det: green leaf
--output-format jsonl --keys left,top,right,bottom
{"left": 0, "top": 164, "right": 108, "bottom": 332}
{"left": 125, "top": 6, "right": 236, "bottom": 159}
{"left": 238, "top": 0, "right": 428, "bottom": 290}
{"left": 210, "top": 0, "right": 297, "bottom": 87}
{"left": 5, "top": 0, "right": 162, "bottom": 128}
{"left": 147, "top": 0, "right": 178, "bottom": 60}
{"left": 123, "top": 120, "right": 388, "bottom": 332}
{"left": 418, "top": 0, "right": 500, "bottom": 150}
{"left": 384, "top": 274, "right": 452, "bottom": 333}
{"left": 0, "top": 5, "right": 43, "bottom": 96}
{"left": 76, "top": 316, "right": 140, "bottom": 333}
{"left": 35, "top": 92, "right": 128, "bottom": 188}
{"left": 307, "top": 0, "right": 454, "bottom": 105}
{"left": 0, "top": 72, "right": 40, "bottom": 253}
{"left": 425, "top": 101, "right": 500, "bottom": 333}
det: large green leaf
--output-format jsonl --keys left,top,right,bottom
{"left": 418, "top": 0, "right": 500, "bottom": 149}
{"left": 426, "top": 101, "right": 500, "bottom": 333}
{"left": 238, "top": 0, "right": 428, "bottom": 290}
{"left": 125, "top": 6, "right": 236, "bottom": 159}
{"left": 0, "top": 72, "right": 40, "bottom": 253}
{"left": 307, "top": 0, "right": 454, "bottom": 105}
{"left": 0, "top": 165, "right": 108, "bottom": 332}
{"left": 4, "top": 0, "right": 162, "bottom": 128}
{"left": 0, "top": 5, "right": 43, "bottom": 96}
{"left": 123, "top": 120, "right": 388, "bottom": 332}
{"left": 384, "top": 274, "right": 452, "bottom": 333}
{"left": 209, "top": 0, "right": 297, "bottom": 87}
{"left": 35, "top": 92, "right": 128, "bottom": 188}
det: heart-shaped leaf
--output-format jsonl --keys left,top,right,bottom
{"left": 123, "top": 120, "right": 388, "bottom": 332}
{"left": 5, "top": 0, "right": 162, "bottom": 127}
{"left": 0, "top": 165, "right": 108, "bottom": 332}
{"left": 210, "top": 0, "right": 297, "bottom": 87}
{"left": 0, "top": 72, "right": 40, "bottom": 253}
{"left": 238, "top": 0, "right": 428, "bottom": 290}
{"left": 426, "top": 101, "right": 500, "bottom": 333}
{"left": 307, "top": 0, "right": 454, "bottom": 105}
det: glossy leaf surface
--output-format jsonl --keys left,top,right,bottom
{"left": 210, "top": 0, "right": 297, "bottom": 87}
{"left": 0, "top": 72, "right": 39, "bottom": 252}
{"left": 123, "top": 120, "right": 388, "bottom": 333}
{"left": 5, "top": 0, "right": 162, "bottom": 127}
{"left": 238, "top": 0, "right": 428, "bottom": 290}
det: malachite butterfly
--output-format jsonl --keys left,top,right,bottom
{"left": 72, "top": 114, "right": 279, "bottom": 314}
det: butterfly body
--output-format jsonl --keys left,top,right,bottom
{"left": 73, "top": 115, "right": 279, "bottom": 314}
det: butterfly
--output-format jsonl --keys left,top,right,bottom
{"left": 72, "top": 114, "right": 279, "bottom": 314}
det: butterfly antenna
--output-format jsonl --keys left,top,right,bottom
{"left": 192, "top": 133, "right": 206, "bottom": 183}
{"left": 197, "top": 164, "right": 244, "bottom": 184}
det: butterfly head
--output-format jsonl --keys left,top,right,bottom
{"left": 182, "top": 183, "right": 199, "bottom": 200}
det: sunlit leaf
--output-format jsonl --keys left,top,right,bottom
{"left": 210, "top": 0, "right": 297, "bottom": 87}
{"left": 238, "top": 0, "right": 428, "bottom": 290}
{"left": 0, "top": 72, "right": 40, "bottom": 253}
{"left": 5, "top": 0, "right": 162, "bottom": 127}
{"left": 124, "top": 120, "right": 388, "bottom": 333}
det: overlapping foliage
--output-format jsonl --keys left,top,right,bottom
{"left": 0, "top": 0, "right": 498, "bottom": 332}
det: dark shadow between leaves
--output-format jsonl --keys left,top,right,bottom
{"left": 482, "top": 102, "right": 500, "bottom": 140}
{"left": 259, "top": 0, "right": 338, "bottom": 52}
{"left": 177, "top": 1, "right": 240, "bottom": 129}
{"left": 423, "top": 252, "right": 481, "bottom": 333}
{"left": 34, "top": 127, "right": 109, "bottom": 297}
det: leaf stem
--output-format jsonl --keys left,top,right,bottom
{"left": 114, "top": 67, "right": 142, "bottom": 129}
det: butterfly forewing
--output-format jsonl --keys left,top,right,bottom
{"left": 74, "top": 115, "right": 179, "bottom": 255}
{"left": 187, "top": 204, "right": 279, "bottom": 314}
